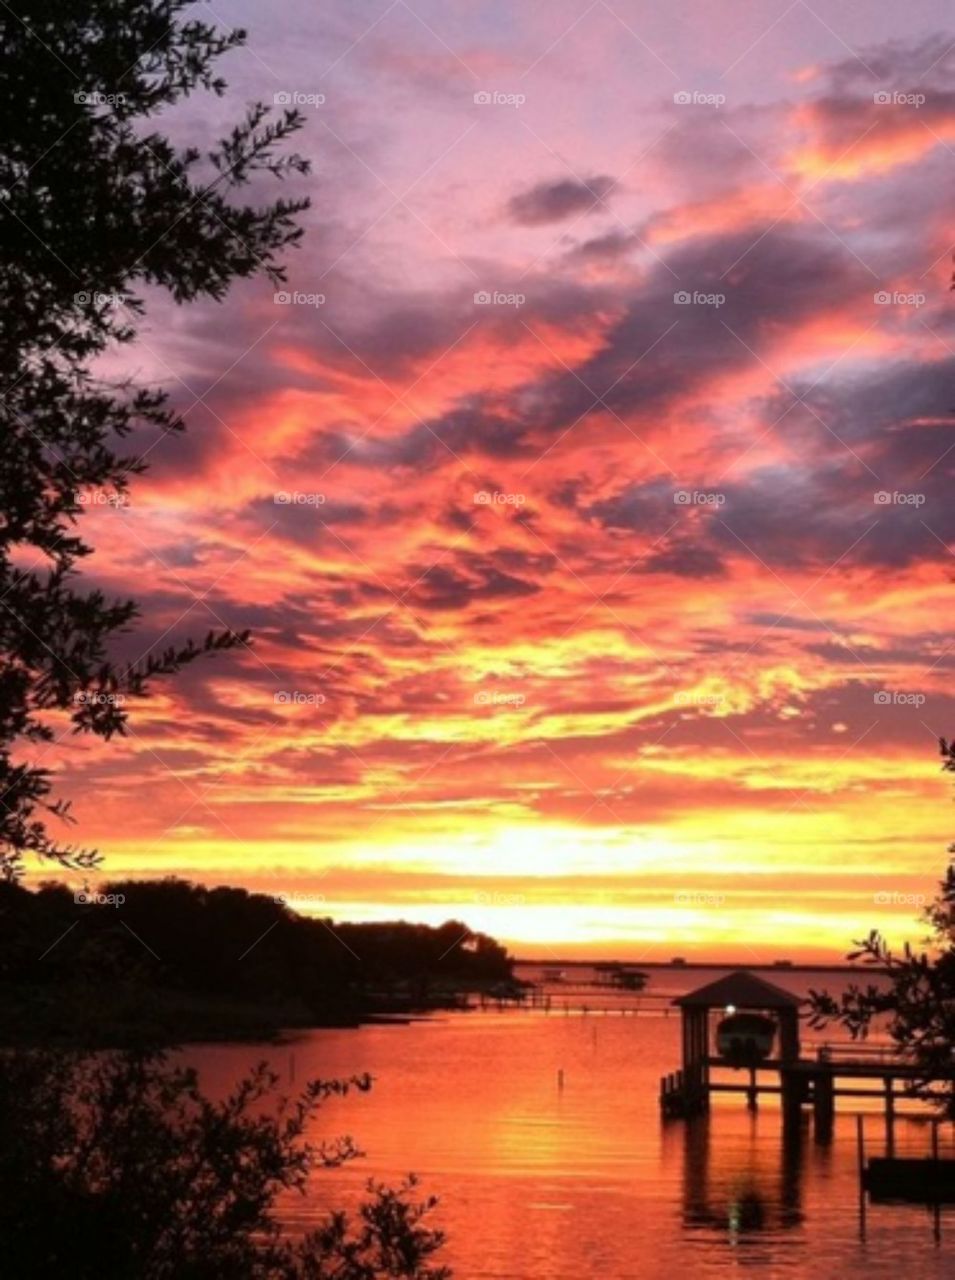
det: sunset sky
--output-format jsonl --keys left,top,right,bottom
{"left": 43, "top": 0, "right": 955, "bottom": 960}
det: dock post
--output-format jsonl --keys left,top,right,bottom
{"left": 857, "top": 1115, "right": 866, "bottom": 1239}
{"left": 746, "top": 1065, "right": 758, "bottom": 1112}
{"left": 780, "top": 1067, "right": 803, "bottom": 1127}
{"left": 884, "top": 1077, "right": 895, "bottom": 1155}
{"left": 813, "top": 1069, "right": 834, "bottom": 1142}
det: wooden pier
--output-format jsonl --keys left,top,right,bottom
{"left": 659, "top": 969, "right": 955, "bottom": 1133}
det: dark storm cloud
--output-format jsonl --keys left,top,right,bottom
{"left": 808, "top": 639, "right": 955, "bottom": 668}
{"left": 582, "top": 442, "right": 952, "bottom": 577}
{"left": 585, "top": 477, "right": 677, "bottom": 535}
{"left": 506, "top": 175, "right": 616, "bottom": 226}
{"left": 642, "top": 540, "right": 726, "bottom": 579}
{"left": 568, "top": 225, "right": 869, "bottom": 407}
{"left": 816, "top": 31, "right": 955, "bottom": 94}
{"left": 581, "top": 480, "right": 729, "bottom": 578}
{"left": 337, "top": 221, "right": 874, "bottom": 477}
{"left": 764, "top": 356, "right": 955, "bottom": 453}
{"left": 498, "top": 225, "right": 869, "bottom": 450}
{"left": 746, "top": 360, "right": 955, "bottom": 567}
{"left": 323, "top": 298, "right": 472, "bottom": 378}
{"left": 745, "top": 613, "right": 835, "bottom": 633}
{"left": 239, "top": 495, "right": 373, "bottom": 549}
{"left": 408, "top": 559, "right": 540, "bottom": 611}
{"left": 492, "top": 545, "right": 557, "bottom": 577}
{"left": 711, "top": 460, "right": 953, "bottom": 573}
{"left": 564, "top": 228, "right": 640, "bottom": 265}
{"left": 317, "top": 404, "right": 533, "bottom": 472}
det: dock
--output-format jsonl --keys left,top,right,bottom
{"left": 658, "top": 969, "right": 954, "bottom": 1136}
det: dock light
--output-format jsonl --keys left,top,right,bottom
{"left": 725, "top": 1004, "right": 736, "bottom": 1015}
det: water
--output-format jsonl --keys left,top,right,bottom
{"left": 187, "top": 968, "right": 953, "bottom": 1278}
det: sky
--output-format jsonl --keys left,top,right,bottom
{"left": 42, "top": 0, "right": 955, "bottom": 961}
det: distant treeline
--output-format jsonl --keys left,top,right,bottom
{"left": 0, "top": 878, "right": 514, "bottom": 1046}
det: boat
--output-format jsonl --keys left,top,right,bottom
{"left": 594, "top": 962, "right": 648, "bottom": 990}
{"left": 612, "top": 965, "right": 648, "bottom": 991}
{"left": 486, "top": 979, "right": 530, "bottom": 1002}
{"left": 716, "top": 1012, "right": 777, "bottom": 1065}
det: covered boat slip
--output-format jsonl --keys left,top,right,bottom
{"left": 659, "top": 969, "right": 955, "bottom": 1134}
{"left": 662, "top": 969, "right": 801, "bottom": 1118}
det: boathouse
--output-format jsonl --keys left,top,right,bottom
{"left": 661, "top": 969, "right": 801, "bottom": 1117}
{"left": 661, "top": 967, "right": 955, "bottom": 1138}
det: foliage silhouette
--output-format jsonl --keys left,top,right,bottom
{"left": 0, "top": 1048, "right": 450, "bottom": 1279}
{"left": 0, "top": 876, "right": 514, "bottom": 1044}
{"left": 0, "top": 10, "right": 455, "bottom": 1277}
{"left": 0, "top": 0, "right": 309, "bottom": 876}
{"left": 808, "top": 739, "right": 955, "bottom": 1115}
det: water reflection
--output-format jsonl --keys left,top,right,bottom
{"left": 674, "top": 1113, "right": 805, "bottom": 1240}
{"left": 185, "top": 1002, "right": 954, "bottom": 1279}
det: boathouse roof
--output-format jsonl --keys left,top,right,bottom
{"left": 673, "top": 968, "right": 802, "bottom": 1010}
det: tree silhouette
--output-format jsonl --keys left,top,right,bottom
{"left": 0, "top": 877, "right": 515, "bottom": 1044}
{"left": 0, "top": 1048, "right": 450, "bottom": 1278}
{"left": 0, "top": 0, "right": 309, "bottom": 876}
{"left": 0, "top": 12, "right": 456, "bottom": 1275}
{"left": 809, "top": 739, "right": 955, "bottom": 1115}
